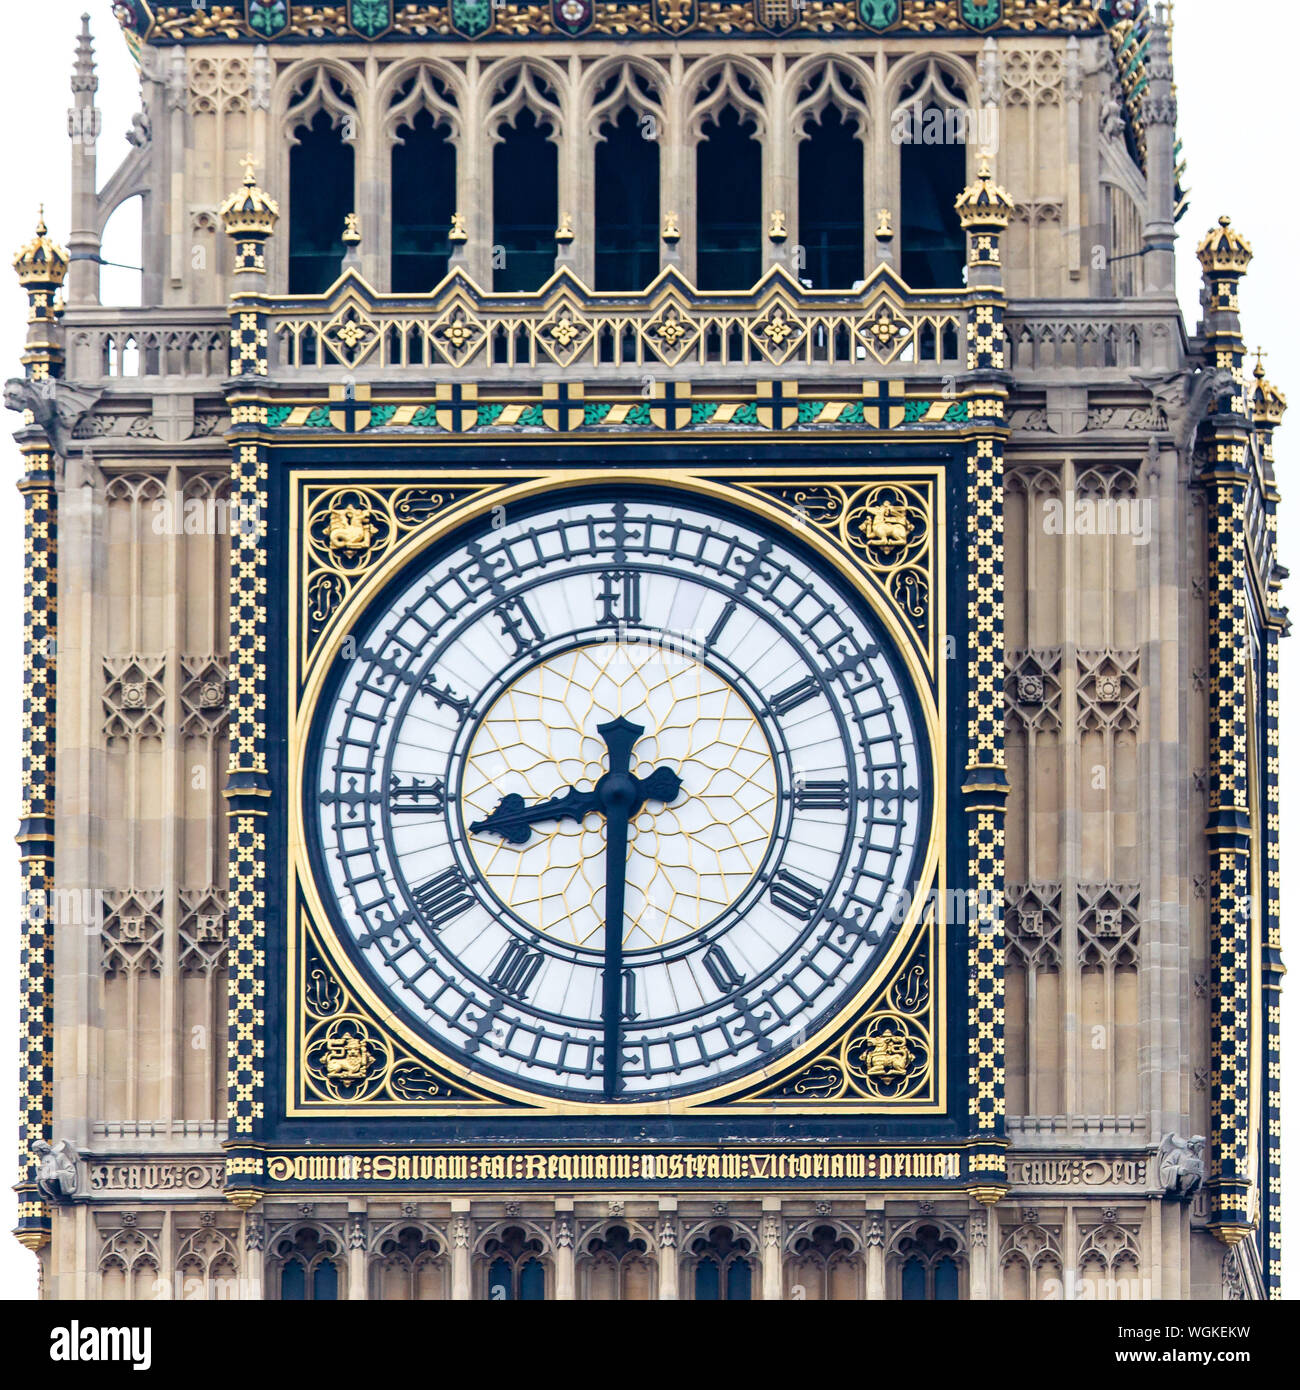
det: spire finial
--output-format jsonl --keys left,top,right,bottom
{"left": 72, "top": 12, "right": 97, "bottom": 96}
{"left": 240, "top": 152, "right": 259, "bottom": 187}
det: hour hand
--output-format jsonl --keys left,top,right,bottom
{"left": 469, "top": 785, "right": 599, "bottom": 845}
{"left": 635, "top": 766, "right": 682, "bottom": 811}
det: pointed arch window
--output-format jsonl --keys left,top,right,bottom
{"left": 785, "top": 1224, "right": 861, "bottom": 1300}
{"left": 896, "top": 1224, "right": 962, "bottom": 1301}
{"left": 275, "top": 1228, "right": 341, "bottom": 1301}
{"left": 895, "top": 66, "right": 971, "bottom": 289}
{"left": 595, "top": 105, "right": 661, "bottom": 291}
{"left": 798, "top": 105, "right": 864, "bottom": 289}
{"left": 493, "top": 106, "right": 558, "bottom": 292}
{"left": 289, "top": 105, "right": 355, "bottom": 294}
{"left": 580, "top": 1224, "right": 654, "bottom": 1300}
{"left": 696, "top": 105, "right": 762, "bottom": 290}
{"left": 484, "top": 1226, "right": 547, "bottom": 1301}
{"left": 690, "top": 1226, "right": 754, "bottom": 1300}
{"left": 372, "top": 1226, "right": 447, "bottom": 1300}
{"left": 391, "top": 106, "right": 456, "bottom": 292}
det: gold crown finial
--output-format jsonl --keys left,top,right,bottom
{"left": 13, "top": 208, "right": 69, "bottom": 289}
{"left": 1252, "top": 347, "right": 1287, "bottom": 428}
{"left": 955, "top": 156, "right": 1015, "bottom": 231}
{"left": 1196, "top": 215, "right": 1253, "bottom": 275}
{"left": 220, "top": 156, "right": 280, "bottom": 252}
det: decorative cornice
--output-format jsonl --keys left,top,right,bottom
{"left": 117, "top": 1, "right": 1111, "bottom": 48}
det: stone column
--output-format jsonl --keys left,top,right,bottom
{"left": 1140, "top": 7, "right": 1178, "bottom": 297}
{"left": 242, "top": 1212, "right": 264, "bottom": 1301}
{"left": 865, "top": 1211, "right": 885, "bottom": 1300}
{"left": 461, "top": 57, "right": 490, "bottom": 288}
{"left": 67, "top": 16, "right": 101, "bottom": 306}
{"left": 968, "top": 1205, "right": 991, "bottom": 1299}
{"left": 348, "top": 1205, "right": 368, "bottom": 1299}
{"left": 554, "top": 1201, "right": 575, "bottom": 1300}
{"left": 1063, "top": 36, "right": 1083, "bottom": 282}
{"left": 765, "top": 51, "right": 790, "bottom": 273}
{"left": 656, "top": 1200, "right": 678, "bottom": 1300}
{"left": 761, "top": 1201, "right": 782, "bottom": 1300}
{"left": 451, "top": 1205, "right": 471, "bottom": 1300}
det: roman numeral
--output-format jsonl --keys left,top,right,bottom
{"left": 598, "top": 569, "right": 641, "bottom": 626}
{"left": 705, "top": 601, "right": 736, "bottom": 648}
{"left": 320, "top": 775, "right": 378, "bottom": 821}
{"left": 411, "top": 866, "right": 474, "bottom": 932}
{"left": 388, "top": 775, "right": 446, "bottom": 815}
{"left": 702, "top": 944, "right": 744, "bottom": 994}
{"left": 489, "top": 939, "right": 543, "bottom": 999}
{"left": 768, "top": 676, "right": 821, "bottom": 716}
{"left": 794, "top": 779, "right": 850, "bottom": 812}
{"left": 622, "top": 968, "right": 639, "bottom": 1021}
{"left": 417, "top": 677, "right": 471, "bottom": 717}
{"left": 769, "top": 868, "right": 826, "bottom": 923}
{"left": 495, "top": 595, "right": 544, "bottom": 656}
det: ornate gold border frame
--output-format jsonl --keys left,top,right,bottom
{"left": 286, "top": 465, "right": 947, "bottom": 1116}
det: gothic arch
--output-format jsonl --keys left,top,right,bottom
{"left": 575, "top": 1220, "right": 657, "bottom": 1300}
{"left": 887, "top": 1217, "right": 967, "bottom": 1300}
{"left": 368, "top": 1221, "right": 449, "bottom": 1301}
{"left": 267, "top": 1220, "right": 347, "bottom": 1301}
{"left": 381, "top": 62, "right": 465, "bottom": 145}
{"left": 584, "top": 56, "right": 668, "bottom": 142}
{"left": 1077, "top": 1218, "right": 1143, "bottom": 1299}
{"left": 484, "top": 60, "right": 565, "bottom": 143}
{"left": 678, "top": 1214, "right": 762, "bottom": 1253}
{"left": 680, "top": 1219, "right": 759, "bottom": 1300}
{"left": 787, "top": 56, "right": 873, "bottom": 141}
{"left": 886, "top": 54, "right": 977, "bottom": 128}
{"left": 686, "top": 57, "right": 770, "bottom": 142}
{"left": 475, "top": 1220, "right": 552, "bottom": 1301}
{"left": 998, "top": 1218, "right": 1065, "bottom": 1300}
{"left": 783, "top": 1218, "right": 864, "bottom": 1300}
{"left": 98, "top": 1224, "right": 163, "bottom": 1301}
{"left": 280, "top": 61, "right": 359, "bottom": 140}
{"left": 175, "top": 1222, "right": 240, "bottom": 1301}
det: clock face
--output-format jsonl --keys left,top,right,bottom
{"left": 308, "top": 489, "right": 930, "bottom": 1103}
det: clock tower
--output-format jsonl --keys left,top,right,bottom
{"left": 8, "top": 0, "right": 1284, "bottom": 1301}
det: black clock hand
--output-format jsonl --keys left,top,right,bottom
{"left": 470, "top": 764, "right": 682, "bottom": 847}
{"left": 469, "top": 785, "right": 600, "bottom": 845}
{"left": 469, "top": 713, "right": 682, "bottom": 1100}
{"left": 594, "top": 716, "right": 641, "bottom": 1100}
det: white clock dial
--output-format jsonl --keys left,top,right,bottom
{"left": 309, "top": 491, "right": 929, "bottom": 1102}
{"left": 462, "top": 642, "right": 779, "bottom": 951}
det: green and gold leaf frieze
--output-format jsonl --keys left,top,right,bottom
{"left": 122, "top": 2, "right": 1110, "bottom": 47}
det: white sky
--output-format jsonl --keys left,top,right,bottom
{"left": 0, "top": 0, "right": 1293, "bottom": 1299}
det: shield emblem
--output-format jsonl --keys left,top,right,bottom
{"left": 552, "top": 0, "right": 594, "bottom": 35}
{"left": 245, "top": 1, "right": 290, "bottom": 38}
{"left": 858, "top": 0, "right": 901, "bottom": 32}
{"left": 348, "top": 0, "right": 394, "bottom": 37}
{"left": 451, "top": 0, "right": 494, "bottom": 38}
{"left": 960, "top": 0, "right": 1004, "bottom": 31}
